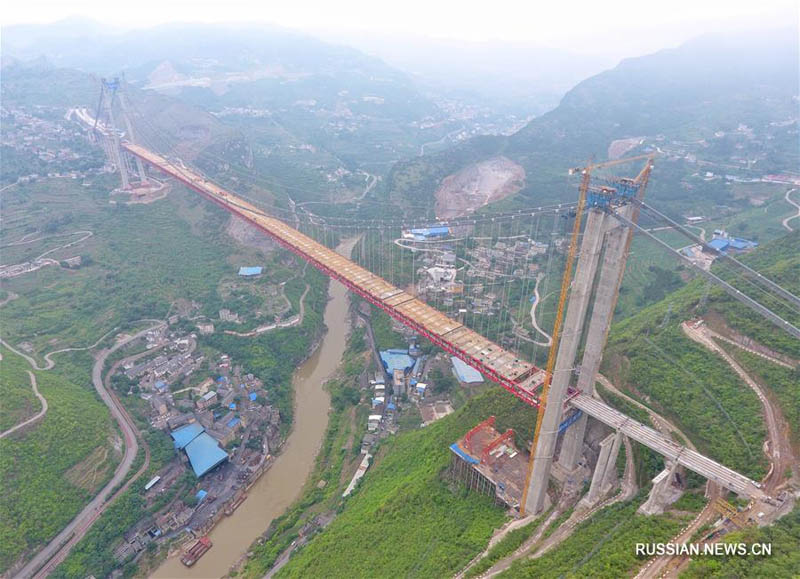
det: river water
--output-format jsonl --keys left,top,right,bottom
{"left": 153, "top": 239, "right": 355, "bottom": 578}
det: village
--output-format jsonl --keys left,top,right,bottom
{"left": 102, "top": 280, "right": 491, "bottom": 570}
{"left": 106, "top": 321, "right": 284, "bottom": 565}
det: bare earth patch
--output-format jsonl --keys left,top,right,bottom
{"left": 64, "top": 444, "right": 116, "bottom": 493}
{"left": 607, "top": 137, "right": 644, "bottom": 160}
{"left": 434, "top": 156, "right": 525, "bottom": 219}
{"left": 226, "top": 215, "right": 278, "bottom": 254}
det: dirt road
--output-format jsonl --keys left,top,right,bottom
{"left": 0, "top": 371, "right": 48, "bottom": 439}
{"left": 782, "top": 188, "right": 799, "bottom": 232}
{"left": 529, "top": 275, "right": 552, "bottom": 346}
{"left": 682, "top": 322, "right": 794, "bottom": 493}
{"left": 638, "top": 322, "right": 799, "bottom": 578}
{"left": 15, "top": 323, "right": 162, "bottom": 579}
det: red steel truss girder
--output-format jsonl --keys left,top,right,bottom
{"left": 125, "top": 145, "right": 542, "bottom": 408}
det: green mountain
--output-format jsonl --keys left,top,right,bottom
{"left": 384, "top": 27, "right": 799, "bottom": 216}
{"left": 2, "top": 20, "right": 452, "bottom": 178}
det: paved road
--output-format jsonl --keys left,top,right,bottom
{"left": 529, "top": 275, "right": 552, "bottom": 346}
{"left": 782, "top": 188, "right": 799, "bottom": 232}
{"left": 14, "top": 323, "right": 163, "bottom": 579}
{"left": 0, "top": 371, "right": 48, "bottom": 439}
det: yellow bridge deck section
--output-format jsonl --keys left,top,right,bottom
{"left": 123, "top": 142, "right": 545, "bottom": 405}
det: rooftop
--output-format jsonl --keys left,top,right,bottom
{"left": 171, "top": 423, "right": 204, "bottom": 449}
{"left": 450, "top": 416, "right": 528, "bottom": 508}
{"left": 379, "top": 349, "right": 415, "bottom": 374}
{"left": 451, "top": 356, "right": 484, "bottom": 383}
{"left": 238, "top": 266, "right": 263, "bottom": 276}
{"left": 185, "top": 432, "right": 229, "bottom": 477}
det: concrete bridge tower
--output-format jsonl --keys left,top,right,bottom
{"left": 522, "top": 160, "right": 652, "bottom": 515}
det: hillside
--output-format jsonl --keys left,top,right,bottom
{"left": 246, "top": 232, "right": 799, "bottom": 578}
{"left": 2, "top": 20, "right": 456, "bottom": 181}
{"left": 382, "top": 27, "right": 799, "bottom": 216}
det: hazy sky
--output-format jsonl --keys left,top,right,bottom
{"left": 3, "top": 0, "right": 798, "bottom": 58}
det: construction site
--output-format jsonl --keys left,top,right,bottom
{"left": 65, "top": 77, "right": 800, "bottom": 577}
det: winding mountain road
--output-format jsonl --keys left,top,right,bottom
{"left": 0, "top": 371, "right": 48, "bottom": 439}
{"left": 529, "top": 275, "right": 552, "bottom": 346}
{"left": 13, "top": 323, "right": 163, "bottom": 579}
{"left": 782, "top": 188, "right": 799, "bottom": 232}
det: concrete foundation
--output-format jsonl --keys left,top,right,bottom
{"left": 584, "top": 431, "right": 622, "bottom": 505}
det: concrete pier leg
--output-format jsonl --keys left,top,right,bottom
{"left": 601, "top": 431, "right": 623, "bottom": 490}
{"left": 558, "top": 205, "right": 635, "bottom": 472}
{"left": 524, "top": 210, "right": 608, "bottom": 515}
{"left": 587, "top": 433, "right": 617, "bottom": 502}
{"left": 639, "top": 461, "right": 679, "bottom": 515}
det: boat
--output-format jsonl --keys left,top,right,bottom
{"left": 224, "top": 493, "right": 247, "bottom": 516}
{"left": 180, "top": 536, "right": 212, "bottom": 567}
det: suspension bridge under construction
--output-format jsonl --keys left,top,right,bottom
{"left": 70, "top": 75, "right": 800, "bottom": 519}
{"left": 120, "top": 140, "right": 782, "bottom": 513}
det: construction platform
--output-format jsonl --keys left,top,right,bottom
{"left": 448, "top": 416, "right": 528, "bottom": 509}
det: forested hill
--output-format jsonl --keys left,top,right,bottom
{"left": 382, "top": 26, "right": 799, "bottom": 212}
{"left": 508, "top": 27, "right": 798, "bottom": 161}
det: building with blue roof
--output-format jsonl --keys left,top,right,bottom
{"left": 451, "top": 356, "right": 484, "bottom": 383}
{"left": 196, "top": 489, "right": 208, "bottom": 502}
{"left": 185, "top": 433, "right": 229, "bottom": 477}
{"left": 226, "top": 417, "right": 241, "bottom": 429}
{"left": 238, "top": 266, "right": 263, "bottom": 276}
{"left": 171, "top": 423, "right": 204, "bottom": 449}
{"left": 409, "top": 226, "right": 449, "bottom": 239}
{"left": 249, "top": 392, "right": 258, "bottom": 402}
{"left": 707, "top": 238, "right": 730, "bottom": 252}
{"left": 379, "top": 349, "right": 415, "bottom": 374}
{"left": 728, "top": 237, "right": 758, "bottom": 251}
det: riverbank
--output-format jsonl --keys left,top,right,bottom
{"left": 152, "top": 238, "right": 356, "bottom": 578}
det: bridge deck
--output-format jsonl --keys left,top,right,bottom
{"left": 123, "top": 143, "right": 544, "bottom": 405}
{"left": 125, "top": 142, "right": 766, "bottom": 500}
{"left": 571, "top": 394, "right": 765, "bottom": 499}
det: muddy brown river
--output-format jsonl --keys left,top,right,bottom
{"left": 152, "top": 239, "right": 355, "bottom": 578}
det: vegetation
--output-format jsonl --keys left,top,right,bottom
{"left": 0, "top": 348, "right": 115, "bottom": 573}
{"left": 53, "top": 429, "right": 181, "bottom": 579}
{"left": 709, "top": 232, "right": 800, "bottom": 358}
{"left": 596, "top": 384, "right": 666, "bottom": 485}
{"left": 716, "top": 341, "right": 800, "bottom": 446}
{"left": 464, "top": 515, "right": 546, "bottom": 578}
{"left": 248, "top": 388, "right": 538, "bottom": 578}
{"left": 0, "top": 349, "right": 39, "bottom": 431}
{"left": 369, "top": 307, "right": 407, "bottom": 351}
{"left": 1, "top": 171, "right": 329, "bottom": 575}
{"left": 240, "top": 321, "right": 371, "bottom": 576}
{"left": 501, "top": 493, "right": 684, "bottom": 578}
{"left": 201, "top": 266, "right": 329, "bottom": 424}
{"left": 682, "top": 506, "right": 800, "bottom": 578}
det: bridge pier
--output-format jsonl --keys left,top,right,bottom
{"left": 583, "top": 431, "right": 622, "bottom": 505}
{"left": 639, "top": 461, "right": 681, "bottom": 515}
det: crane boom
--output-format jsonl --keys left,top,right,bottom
{"left": 520, "top": 166, "right": 590, "bottom": 514}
